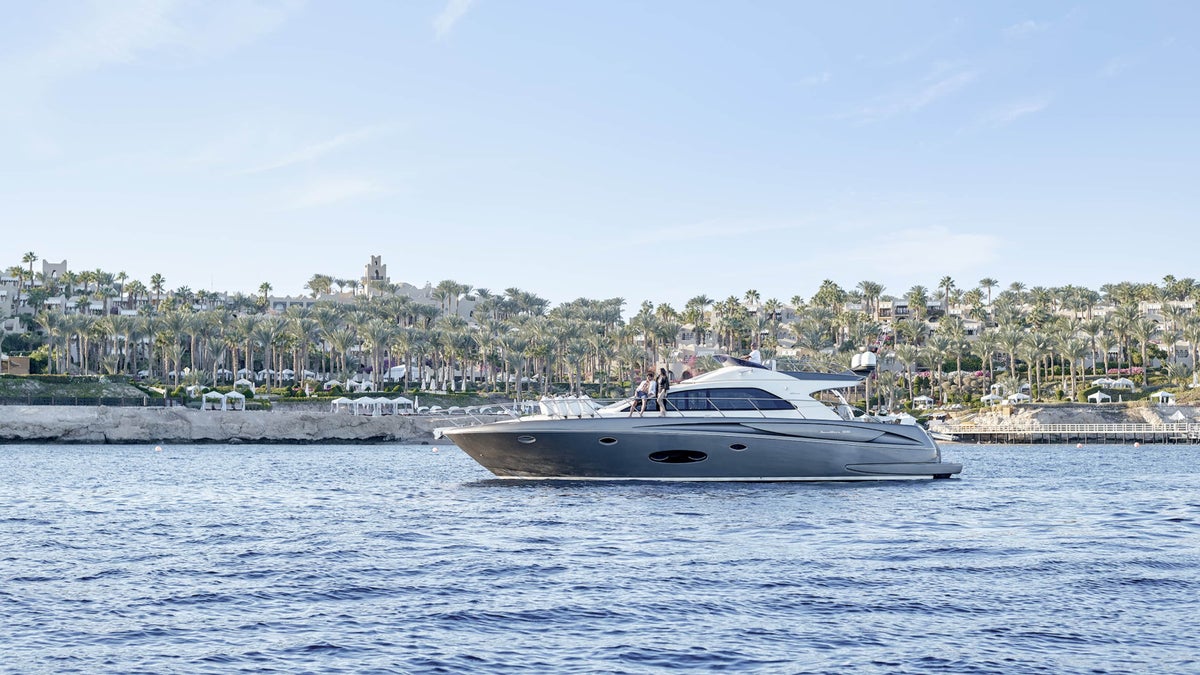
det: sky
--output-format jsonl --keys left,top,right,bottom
{"left": 2, "top": 1, "right": 1198, "bottom": 311}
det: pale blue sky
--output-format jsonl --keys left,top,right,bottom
{"left": 3, "top": 1, "right": 1197, "bottom": 310}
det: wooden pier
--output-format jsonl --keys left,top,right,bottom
{"left": 940, "top": 423, "right": 1200, "bottom": 444}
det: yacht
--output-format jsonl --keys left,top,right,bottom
{"left": 442, "top": 356, "right": 962, "bottom": 481}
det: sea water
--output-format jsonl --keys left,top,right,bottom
{"left": 1, "top": 443, "right": 1197, "bottom": 674}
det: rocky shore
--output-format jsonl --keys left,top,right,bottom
{"left": 0, "top": 406, "right": 504, "bottom": 444}
{"left": 950, "top": 403, "right": 1199, "bottom": 427}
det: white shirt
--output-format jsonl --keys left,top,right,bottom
{"left": 747, "top": 349, "right": 762, "bottom": 364}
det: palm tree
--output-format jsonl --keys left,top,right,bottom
{"left": 1181, "top": 316, "right": 1200, "bottom": 385}
{"left": 893, "top": 344, "right": 920, "bottom": 402}
{"left": 362, "top": 318, "right": 396, "bottom": 388}
{"left": 21, "top": 251, "right": 38, "bottom": 276}
{"left": 938, "top": 315, "right": 969, "bottom": 394}
{"left": 1078, "top": 317, "right": 1107, "bottom": 375}
{"left": 1024, "top": 332, "right": 1052, "bottom": 399}
{"left": 305, "top": 274, "right": 333, "bottom": 297}
{"left": 34, "top": 312, "right": 66, "bottom": 373}
{"left": 1110, "top": 305, "right": 1138, "bottom": 370}
{"left": 1129, "top": 318, "right": 1159, "bottom": 386}
{"left": 978, "top": 277, "right": 998, "bottom": 308}
{"left": 893, "top": 318, "right": 924, "bottom": 347}
{"left": 325, "top": 327, "right": 356, "bottom": 381}
{"left": 904, "top": 285, "right": 929, "bottom": 327}
{"left": 157, "top": 311, "right": 188, "bottom": 385}
{"left": 251, "top": 317, "right": 284, "bottom": 391}
{"left": 856, "top": 280, "right": 884, "bottom": 319}
{"left": 937, "top": 276, "right": 955, "bottom": 312}
{"left": 923, "top": 334, "right": 950, "bottom": 402}
{"left": 969, "top": 329, "right": 998, "bottom": 379}
{"left": 149, "top": 274, "right": 166, "bottom": 312}
{"left": 258, "top": 282, "right": 273, "bottom": 309}
{"left": 683, "top": 295, "right": 712, "bottom": 345}
{"left": 761, "top": 298, "right": 783, "bottom": 342}
{"left": 997, "top": 328, "right": 1024, "bottom": 381}
{"left": 811, "top": 280, "right": 846, "bottom": 312}
{"left": 1061, "top": 338, "right": 1090, "bottom": 400}
{"left": 287, "top": 313, "right": 320, "bottom": 384}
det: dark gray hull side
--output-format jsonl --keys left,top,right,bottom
{"left": 444, "top": 417, "right": 961, "bottom": 481}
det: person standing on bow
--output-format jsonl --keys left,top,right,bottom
{"left": 655, "top": 367, "right": 671, "bottom": 415}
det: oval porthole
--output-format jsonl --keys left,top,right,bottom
{"left": 598, "top": 437, "right": 618, "bottom": 445}
{"left": 729, "top": 443, "right": 747, "bottom": 451}
{"left": 517, "top": 435, "right": 536, "bottom": 444}
{"left": 648, "top": 450, "right": 708, "bottom": 464}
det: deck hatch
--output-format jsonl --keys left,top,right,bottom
{"left": 516, "top": 435, "right": 536, "bottom": 444}
{"left": 598, "top": 437, "right": 618, "bottom": 445}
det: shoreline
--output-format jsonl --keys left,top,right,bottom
{"left": 0, "top": 406, "right": 501, "bottom": 444}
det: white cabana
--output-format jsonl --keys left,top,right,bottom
{"left": 330, "top": 397, "right": 354, "bottom": 413}
{"left": 1151, "top": 391, "right": 1176, "bottom": 405}
{"left": 1110, "top": 377, "right": 1135, "bottom": 390}
{"left": 215, "top": 368, "right": 234, "bottom": 380}
{"left": 185, "top": 384, "right": 205, "bottom": 398}
{"left": 1092, "top": 377, "right": 1115, "bottom": 387}
{"left": 202, "top": 390, "right": 226, "bottom": 410}
{"left": 280, "top": 369, "right": 295, "bottom": 380}
{"left": 980, "top": 393, "right": 1004, "bottom": 406}
{"left": 1007, "top": 393, "right": 1032, "bottom": 403}
{"left": 1088, "top": 391, "right": 1112, "bottom": 403}
{"left": 223, "top": 390, "right": 246, "bottom": 410}
{"left": 912, "top": 395, "right": 935, "bottom": 409}
{"left": 391, "top": 396, "right": 414, "bottom": 414}
{"left": 353, "top": 397, "right": 385, "bottom": 416}
{"left": 236, "top": 368, "right": 253, "bottom": 377}
{"left": 256, "top": 369, "right": 276, "bottom": 382}
{"left": 323, "top": 379, "right": 342, "bottom": 390}
{"left": 346, "top": 379, "right": 375, "bottom": 393}
{"left": 233, "top": 378, "right": 256, "bottom": 394}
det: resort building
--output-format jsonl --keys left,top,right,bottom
{"left": 265, "top": 256, "right": 480, "bottom": 322}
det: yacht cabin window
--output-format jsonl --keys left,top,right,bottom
{"left": 644, "top": 387, "right": 795, "bottom": 413}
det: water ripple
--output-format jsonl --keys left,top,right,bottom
{"left": 0, "top": 442, "right": 1197, "bottom": 673}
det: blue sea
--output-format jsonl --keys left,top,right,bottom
{"left": 1, "top": 442, "right": 1197, "bottom": 674}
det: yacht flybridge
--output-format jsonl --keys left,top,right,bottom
{"left": 443, "top": 356, "right": 962, "bottom": 481}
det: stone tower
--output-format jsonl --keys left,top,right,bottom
{"left": 363, "top": 255, "right": 389, "bottom": 294}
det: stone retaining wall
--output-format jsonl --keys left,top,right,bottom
{"left": 0, "top": 406, "right": 501, "bottom": 444}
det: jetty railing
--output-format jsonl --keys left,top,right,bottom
{"left": 940, "top": 423, "right": 1200, "bottom": 443}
